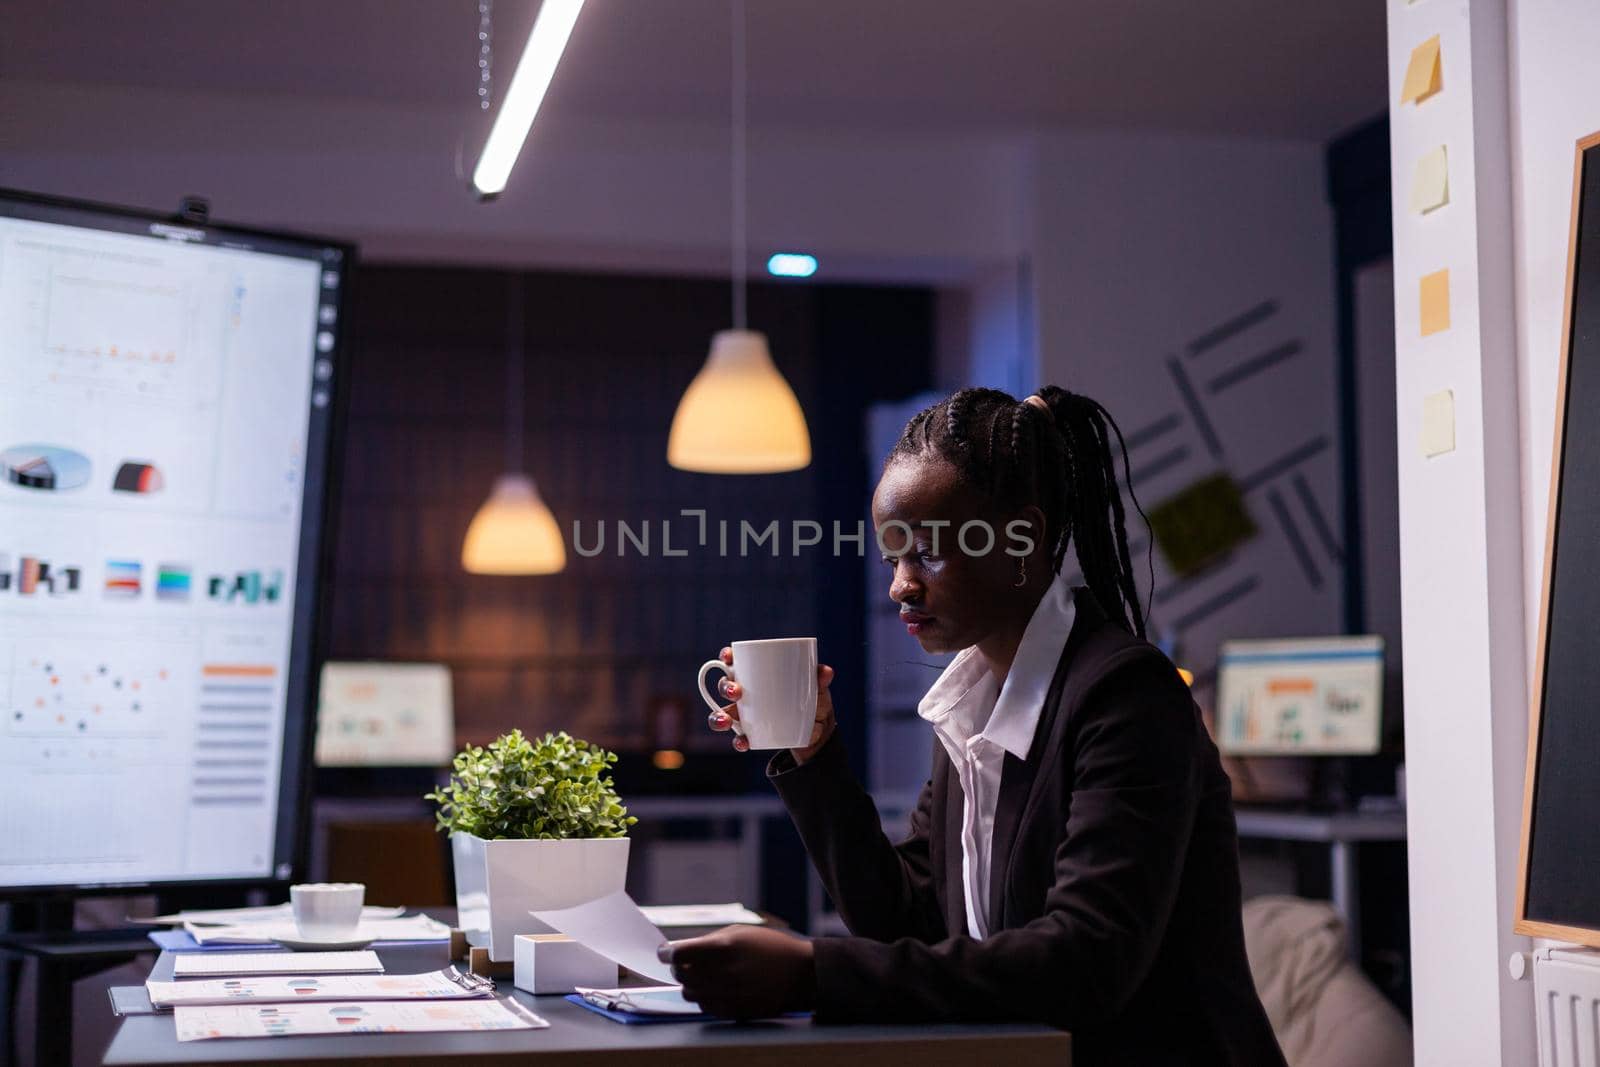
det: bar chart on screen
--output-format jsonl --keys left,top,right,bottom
{"left": 191, "top": 663, "right": 279, "bottom": 811}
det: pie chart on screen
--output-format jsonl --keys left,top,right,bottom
{"left": 113, "top": 461, "right": 165, "bottom": 494}
{"left": 1, "top": 444, "right": 92, "bottom": 491}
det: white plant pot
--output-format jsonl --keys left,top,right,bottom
{"left": 451, "top": 833, "right": 630, "bottom": 962}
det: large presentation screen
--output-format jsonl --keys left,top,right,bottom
{"left": 0, "top": 191, "right": 347, "bottom": 893}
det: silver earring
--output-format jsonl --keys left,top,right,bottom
{"left": 1013, "top": 557, "right": 1027, "bottom": 588}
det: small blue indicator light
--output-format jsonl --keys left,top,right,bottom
{"left": 766, "top": 253, "right": 818, "bottom": 278}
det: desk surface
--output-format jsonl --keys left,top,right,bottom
{"left": 1233, "top": 806, "right": 1407, "bottom": 842}
{"left": 102, "top": 942, "right": 1070, "bottom": 1067}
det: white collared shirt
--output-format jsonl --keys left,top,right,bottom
{"left": 916, "top": 573, "right": 1076, "bottom": 938}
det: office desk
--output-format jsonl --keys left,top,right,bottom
{"left": 102, "top": 942, "right": 1071, "bottom": 1066}
{"left": 1234, "top": 806, "right": 1407, "bottom": 955}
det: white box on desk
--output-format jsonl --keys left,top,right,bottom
{"left": 513, "top": 934, "right": 618, "bottom": 995}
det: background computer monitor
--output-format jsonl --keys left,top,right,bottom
{"left": 0, "top": 188, "right": 349, "bottom": 897}
{"left": 314, "top": 662, "right": 454, "bottom": 768}
{"left": 1215, "top": 635, "right": 1384, "bottom": 756}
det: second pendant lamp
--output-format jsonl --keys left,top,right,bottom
{"left": 666, "top": 0, "right": 810, "bottom": 475}
{"left": 462, "top": 275, "right": 567, "bottom": 575}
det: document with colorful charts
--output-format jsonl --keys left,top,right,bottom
{"left": 149, "top": 967, "right": 493, "bottom": 1008}
{"left": 174, "top": 999, "right": 548, "bottom": 1041}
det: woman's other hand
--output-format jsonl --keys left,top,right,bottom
{"left": 706, "top": 647, "right": 836, "bottom": 763}
{"left": 657, "top": 925, "right": 815, "bottom": 1020}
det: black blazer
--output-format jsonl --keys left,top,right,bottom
{"left": 768, "top": 589, "right": 1286, "bottom": 1067}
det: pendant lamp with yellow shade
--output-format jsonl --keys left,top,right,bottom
{"left": 462, "top": 276, "right": 566, "bottom": 575}
{"left": 668, "top": 329, "right": 809, "bottom": 473}
{"left": 667, "top": 0, "right": 810, "bottom": 475}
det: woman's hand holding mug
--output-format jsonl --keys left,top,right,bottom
{"left": 701, "top": 642, "right": 835, "bottom": 763}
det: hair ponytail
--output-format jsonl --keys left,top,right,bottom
{"left": 888, "top": 385, "right": 1153, "bottom": 637}
{"left": 1033, "top": 387, "right": 1150, "bottom": 637}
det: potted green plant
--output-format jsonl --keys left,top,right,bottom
{"left": 426, "top": 729, "right": 636, "bottom": 962}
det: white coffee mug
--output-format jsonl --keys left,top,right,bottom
{"left": 290, "top": 882, "right": 365, "bottom": 941}
{"left": 697, "top": 638, "right": 818, "bottom": 751}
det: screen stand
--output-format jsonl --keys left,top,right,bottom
{"left": 1306, "top": 756, "right": 1355, "bottom": 812}
{"left": 1, "top": 900, "right": 157, "bottom": 1067}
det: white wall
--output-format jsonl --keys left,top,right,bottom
{"left": 1028, "top": 131, "right": 1344, "bottom": 686}
{"left": 1385, "top": 0, "right": 1535, "bottom": 1062}
{"left": 943, "top": 260, "right": 1036, "bottom": 396}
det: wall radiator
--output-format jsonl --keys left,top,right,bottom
{"left": 1524, "top": 946, "right": 1600, "bottom": 1066}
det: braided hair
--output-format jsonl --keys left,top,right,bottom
{"left": 887, "top": 386, "right": 1153, "bottom": 638}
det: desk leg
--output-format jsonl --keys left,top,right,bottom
{"left": 34, "top": 955, "right": 73, "bottom": 1067}
{"left": 1331, "top": 840, "right": 1360, "bottom": 958}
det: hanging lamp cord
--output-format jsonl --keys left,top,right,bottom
{"left": 731, "top": 0, "right": 747, "bottom": 331}
{"left": 506, "top": 273, "right": 525, "bottom": 472}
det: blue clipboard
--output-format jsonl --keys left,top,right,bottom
{"left": 564, "top": 993, "right": 713, "bottom": 1024}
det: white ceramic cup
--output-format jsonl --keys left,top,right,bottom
{"left": 697, "top": 638, "right": 818, "bottom": 751}
{"left": 290, "top": 882, "right": 365, "bottom": 941}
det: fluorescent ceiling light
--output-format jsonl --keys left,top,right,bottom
{"left": 767, "top": 253, "right": 818, "bottom": 278}
{"left": 472, "top": 0, "right": 586, "bottom": 197}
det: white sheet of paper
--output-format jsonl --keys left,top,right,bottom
{"left": 530, "top": 891, "right": 678, "bottom": 984}
{"left": 640, "top": 903, "right": 764, "bottom": 927}
{"left": 174, "top": 998, "right": 546, "bottom": 1041}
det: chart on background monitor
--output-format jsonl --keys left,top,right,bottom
{"left": 1215, "top": 635, "right": 1385, "bottom": 756}
{"left": 0, "top": 193, "right": 344, "bottom": 889}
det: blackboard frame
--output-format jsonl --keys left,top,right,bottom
{"left": 1516, "top": 130, "right": 1600, "bottom": 946}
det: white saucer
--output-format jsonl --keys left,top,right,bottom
{"left": 270, "top": 935, "right": 375, "bottom": 952}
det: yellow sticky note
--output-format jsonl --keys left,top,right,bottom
{"left": 1400, "top": 36, "right": 1442, "bottom": 104}
{"left": 1410, "top": 145, "right": 1449, "bottom": 214}
{"left": 1420, "top": 268, "right": 1450, "bottom": 336}
{"left": 1421, "top": 390, "right": 1455, "bottom": 458}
